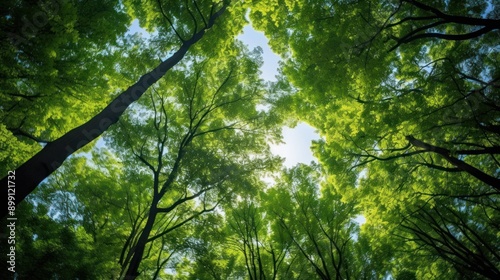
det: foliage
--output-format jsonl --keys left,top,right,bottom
{"left": 0, "top": 0, "right": 130, "bottom": 173}
{"left": 250, "top": 0, "right": 500, "bottom": 278}
{"left": 1, "top": 0, "right": 499, "bottom": 279}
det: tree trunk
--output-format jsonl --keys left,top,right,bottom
{"left": 0, "top": 4, "right": 227, "bottom": 218}
{"left": 124, "top": 203, "right": 159, "bottom": 280}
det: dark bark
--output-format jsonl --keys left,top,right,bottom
{"left": 0, "top": 3, "right": 227, "bottom": 218}
{"left": 401, "top": 206, "right": 500, "bottom": 279}
{"left": 480, "top": 124, "right": 500, "bottom": 135}
{"left": 124, "top": 200, "right": 159, "bottom": 280}
{"left": 122, "top": 130, "right": 193, "bottom": 278}
{"left": 404, "top": 0, "right": 500, "bottom": 27}
{"left": 406, "top": 135, "right": 500, "bottom": 189}
{"left": 388, "top": 0, "right": 500, "bottom": 51}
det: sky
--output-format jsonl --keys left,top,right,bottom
{"left": 237, "top": 25, "right": 321, "bottom": 168}
{"left": 238, "top": 25, "right": 367, "bottom": 225}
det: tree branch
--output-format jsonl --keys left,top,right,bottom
{"left": 147, "top": 204, "right": 217, "bottom": 243}
{"left": 157, "top": 185, "right": 216, "bottom": 213}
{"left": 406, "top": 135, "right": 500, "bottom": 189}
{"left": 156, "top": 0, "right": 185, "bottom": 42}
{"left": 404, "top": 0, "right": 500, "bottom": 27}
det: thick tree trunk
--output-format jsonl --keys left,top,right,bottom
{"left": 0, "top": 5, "right": 227, "bottom": 218}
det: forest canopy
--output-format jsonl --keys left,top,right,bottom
{"left": 1, "top": 0, "right": 499, "bottom": 279}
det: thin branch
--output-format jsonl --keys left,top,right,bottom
{"left": 193, "top": 0, "right": 207, "bottom": 27}
{"left": 148, "top": 205, "right": 217, "bottom": 243}
{"left": 389, "top": 20, "right": 446, "bottom": 51}
{"left": 156, "top": 0, "right": 185, "bottom": 42}
{"left": 185, "top": 0, "right": 198, "bottom": 37}
{"left": 157, "top": 185, "right": 216, "bottom": 213}
{"left": 385, "top": 15, "right": 438, "bottom": 28}
{"left": 416, "top": 162, "right": 461, "bottom": 172}
{"left": 133, "top": 147, "right": 157, "bottom": 173}
{"left": 8, "top": 127, "right": 51, "bottom": 144}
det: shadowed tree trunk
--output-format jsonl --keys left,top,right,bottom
{"left": 0, "top": 3, "right": 227, "bottom": 218}
{"left": 121, "top": 57, "right": 255, "bottom": 279}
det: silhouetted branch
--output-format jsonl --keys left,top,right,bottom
{"left": 156, "top": 0, "right": 185, "bottom": 42}
{"left": 406, "top": 135, "right": 500, "bottom": 189}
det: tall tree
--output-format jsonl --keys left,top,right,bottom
{"left": 227, "top": 198, "right": 289, "bottom": 280}
{"left": 266, "top": 164, "right": 366, "bottom": 280}
{"left": 250, "top": 0, "right": 499, "bottom": 277}
{"left": 17, "top": 43, "right": 279, "bottom": 279}
{"left": 1, "top": 0, "right": 234, "bottom": 217}
{"left": 96, "top": 46, "right": 276, "bottom": 279}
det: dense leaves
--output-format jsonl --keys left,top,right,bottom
{"left": 0, "top": 0, "right": 129, "bottom": 172}
{"left": 1, "top": 0, "right": 499, "bottom": 279}
{"left": 251, "top": 0, "right": 500, "bottom": 278}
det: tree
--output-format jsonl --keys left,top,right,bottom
{"left": 398, "top": 197, "right": 500, "bottom": 279}
{"left": 3, "top": 0, "right": 499, "bottom": 278}
{"left": 227, "top": 198, "right": 289, "bottom": 280}
{"left": 250, "top": 0, "right": 499, "bottom": 277}
{"left": 266, "top": 164, "right": 366, "bottom": 280}
{"left": 1, "top": 0, "right": 231, "bottom": 217}
{"left": 6, "top": 47, "right": 279, "bottom": 278}
{"left": 117, "top": 47, "right": 278, "bottom": 278}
